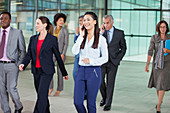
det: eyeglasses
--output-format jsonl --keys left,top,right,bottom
{"left": 160, "top": 26, "right": 166, "bottom": 29}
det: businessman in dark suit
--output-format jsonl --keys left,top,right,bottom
{"left": 0, "top": 12, "right": 26, "bottom": 113}
{"left": 99, "top": 15, "right": 127, "bottom": 111}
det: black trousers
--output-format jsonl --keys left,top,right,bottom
{"left": 100, "top": 61, "right": 118, "bottom": 107}
{"left": 33, "top": 68, "right": 53, "bottom": 113}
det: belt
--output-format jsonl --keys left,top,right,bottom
{"left": 0, "top": 61, "right": 15, "bottom": 63}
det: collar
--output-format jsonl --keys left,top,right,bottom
{"left": 108, "top": 27, "right": 114, "bottom": 33}
{"left": 1, "top": 26, "right": 10, "bottom": 33}
{"left": 157, "top": 34, "right": 170, "bottom": 42}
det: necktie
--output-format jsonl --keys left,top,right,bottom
{"left": 0, "top": 30, "right": 6, "bottom": 59}
{"left": 107, "top": 30, "right": 110, "bottom": 43}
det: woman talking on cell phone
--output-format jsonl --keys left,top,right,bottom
{"left": 72, "top": 12, "right": 108, "bottom": 113}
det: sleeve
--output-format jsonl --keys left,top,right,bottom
{"left": 72, "top": 36, "right": 84, "bottom": 55}
{"left": 22, "top": 36, "right": 33, "bottom": 69}
{"left": 17, "top": 30, "right": 26, "bottom": 66}
{"left": 74, "top": 33, "right": 79, "bottom": 43}
{"left": 148, "top": 35, "right": 155, "bottom": 56}
{"left": 61, "top": 28, "right": 69, "bottom": 55}
{"left": 89, "top": 36, "right": 109, "bottom": 66}
{"left": 115, "top": 31, "right": 127, "bottom": 62}
{"left": 52, "top": 37, "right": 68, "bottom": 76}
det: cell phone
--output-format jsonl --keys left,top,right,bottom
{"left": 82, "top": 25, "right": 85, "bottom": 30}
{"left": 102, "top": 25, "right": 105, "bottom": 30}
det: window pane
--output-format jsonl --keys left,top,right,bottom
{"left": 10, "top": 0, "right": 36, "bottom": 47}
{"left": 0, "top": 0, "right": 8, "bottom": 12}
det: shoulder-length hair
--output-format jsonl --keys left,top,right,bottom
{"left": 80, "top": 12, "right": 100, "bottom": 49}
{"left": 156, "top": 20, "right": 169, "bottom": 34}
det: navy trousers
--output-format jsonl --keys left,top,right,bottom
{"left": 74, "top": 66, "right": 101, "bottom": 113}
{"left": 33, "top": 68, "right": 53, "bottom": 113}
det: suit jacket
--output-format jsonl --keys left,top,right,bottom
{"left": 0, "top": 27, "right": 26, "bottom": 66}
{"left": 103, "top": 27, "right": 127, "bottom": 66}
{"left": 55, "top": 27, "right": 69, "bottom": 55}
{"left": 22, "top": 33, "right": 68, "bottom": 76}
{"left": 148, "top": 34, "right": 170, "bottom": 61}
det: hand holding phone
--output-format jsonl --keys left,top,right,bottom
{"left": 100, "top": 24, "right": 105, "bottom": 33}
{"left": 79, "top": 25, "right": 85, "bottom": 37}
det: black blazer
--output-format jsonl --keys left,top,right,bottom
{"left": 103, "top": 27, "right": 127, "bottom": 66}
{"left": 22, "top": 33, "right": 68, "bottom": 76}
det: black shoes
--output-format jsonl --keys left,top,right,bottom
{"left": 100, "top": 99, "right": 105, "bottom": 106}
{"left": 155, "top": 104, "right": 162, "bottom": 113}
{"left": 14, "top": 107, "right": 23, "bottom": 113}
{"left": 100, "top": 99, "right": 111, "bottom": 111}
{"left": 103, "top": 106, "right": 111, "bottom": 111}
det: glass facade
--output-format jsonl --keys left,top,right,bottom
{"left": 0, "top": 0, "right": 170, "bottom": 57}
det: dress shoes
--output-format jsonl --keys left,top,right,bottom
{"left": 103, "top": 106, "right": 111, "bottom": 111}
{"left": 14, "top": 107, "right": 23, "bottom": 113}
{"left": 100, "top": 99, "right": 105, "bottom": 106}
{"left": 155, "top": 104, "right": 161, "bottom": 112}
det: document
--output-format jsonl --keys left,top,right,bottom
{"left": 165, "top": 39, "right": 170, "bottom": 56}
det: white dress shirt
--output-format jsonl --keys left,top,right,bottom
{"left": 108, "top": 27, "right": 114, "bottom": 43}
{"left": 72, "top": 35, "right": 108, "bottom": 66}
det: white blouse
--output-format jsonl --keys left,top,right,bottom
{"left": 72, "top": 35, "right": 108, "bottom": 66}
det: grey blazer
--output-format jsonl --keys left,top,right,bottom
{"left": 54, "top": 27, "right": 69, "bottom": 55}
{"left": 0, "top": 27, "right": 26, "bottom": 66}
{"left": 148, "top": 34, "right": 170, "bottom": 61}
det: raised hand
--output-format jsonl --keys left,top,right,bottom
{"left": 79, "top": 25, "right": 85, "bottom": 37}
{"left": 100, "top": 24, "right": 105, "bottom": 33}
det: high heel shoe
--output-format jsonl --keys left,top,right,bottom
{"left": 156, "top": 104, "right": 161, "bottom": 113}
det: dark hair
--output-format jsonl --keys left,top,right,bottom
{"left": 0, "top": 12, "right": 11, "bottom": 19}
{"left": 53, "top": 13, "right": 67, "bottom": 26}
{"left": 80, "top": 12, "right": 100, "bottom": 49}
{"left": 79, "top": 15, "right": 84, "bottom": 19}
{"left": 38, "top": 16, "right": 54, "bottom": 35}
{"left": 156, "top": 20, "right": 169, "bottom": 34}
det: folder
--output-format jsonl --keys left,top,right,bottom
{"left": 165, "top": 39, "right": 170, "bottom": 56}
